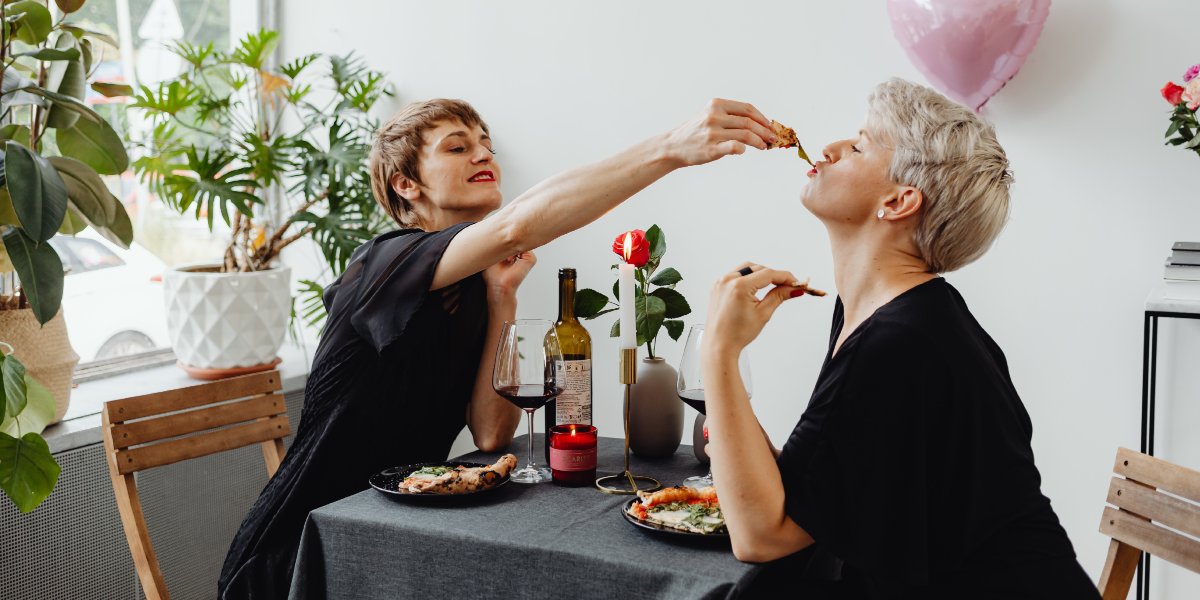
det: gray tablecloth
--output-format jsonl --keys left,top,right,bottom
{"left": 287, "top": 435, "right": 769, "bottom": 599}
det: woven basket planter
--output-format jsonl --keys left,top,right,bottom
{"left": 0, "top": 307, "right": 80, "bottom": 424}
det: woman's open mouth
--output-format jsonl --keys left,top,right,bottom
{"left": 468, "top": 171, "right": 495, "bottom": 183}
{"left": 807, "top": 167, "right": 817, "bottom": 177}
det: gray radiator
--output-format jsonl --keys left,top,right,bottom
{"left": 0, "top": 389, "right": 305, "bottom": 600}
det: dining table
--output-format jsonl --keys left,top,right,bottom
{"left": 286, "top": 434, "right": 782, "bottom": 599}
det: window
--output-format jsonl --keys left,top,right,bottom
{"left": 54, "top": 0, "right": 267, "bottom": 369}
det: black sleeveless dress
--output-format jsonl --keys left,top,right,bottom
{"left": 218, "top": 223, "right": 486, "bottom": 598}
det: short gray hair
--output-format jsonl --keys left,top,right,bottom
{"left": 865, "top": 78, "right": 1012, "bottom": 273}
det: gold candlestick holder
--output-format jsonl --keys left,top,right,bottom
{"left": 596, "top": 348, "right": 661, "bottom": 495}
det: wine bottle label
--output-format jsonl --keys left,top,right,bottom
{"left": 554, "top": 359, "right": 592, "bottom": 425}
{"left": 550, "top": 447, "right": 597, "bottom": 472}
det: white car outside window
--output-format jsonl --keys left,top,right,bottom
{"left": 48, "top": 230, "right": 170, "bottom": 362}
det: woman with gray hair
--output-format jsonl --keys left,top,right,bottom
{"left": 702, "top": 79, "right": 1099, "bottom": 597}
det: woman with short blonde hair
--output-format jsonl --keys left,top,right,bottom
{"left": 702, "top": 79, "right": 1099, "bottom": 597}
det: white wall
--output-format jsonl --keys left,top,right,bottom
{"left": 281, "top": 1, "right": 1200, "bottom": 596}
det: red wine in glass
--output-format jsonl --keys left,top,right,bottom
{"left": 677, "top": 389, "right": 706, "bottom": 415}
{"left": 497, "top": 384, "right": 564, "bottom": 410}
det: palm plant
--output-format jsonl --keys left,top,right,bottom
{"left": 131, "top": 29, "right": 392, "bottom": 290}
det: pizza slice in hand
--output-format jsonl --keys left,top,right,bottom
{"left": 768, "top": 120, "right": 815, "bottom": 167}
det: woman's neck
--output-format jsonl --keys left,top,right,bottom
{"left": 828, "top": 230, "right": 936, "bottom": 325}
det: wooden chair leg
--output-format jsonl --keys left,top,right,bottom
{"left": 1098, "top": 539, "right": 1140, "bottom": 600}
{"left": 261, "top": 438, "right": 286, "bottom": 478}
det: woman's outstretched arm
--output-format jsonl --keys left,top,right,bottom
{"left": 430, "top": 99, "right": 776, "bottom": 291}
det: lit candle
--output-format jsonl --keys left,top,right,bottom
{"left": 618, "top": 233, "right": 637, "bottom": 349}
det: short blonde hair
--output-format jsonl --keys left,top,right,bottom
{"left": 369, "top": 99, "right": 489, "bottom": 229}
{"left": 865, "top": 78, "right": 1012, "bottom": 273}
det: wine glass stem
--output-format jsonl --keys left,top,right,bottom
{"left": 525, "top": 409, "right": 536, "bottom": 470}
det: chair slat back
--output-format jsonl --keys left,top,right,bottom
{"left": 101, "top": 370, "right": 289, "bottom": 600}
{"left": 1097, "top": 447, "right": 1200, "bottom": 599}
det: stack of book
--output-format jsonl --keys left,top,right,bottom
{"left": 1163, "top": 242, "right": 1200, "bottom": 300}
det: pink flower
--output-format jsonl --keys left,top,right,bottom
{"left": 1163, "top": 81, "right": 1185, "bottom": 105}
{"left": 1185, "top": 64, "right": 1200, "bottom": 82}
{"left": 1183, "top": 78, "right": 1200, "bottom": 110}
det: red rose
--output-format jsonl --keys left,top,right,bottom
{"left": 1163, "top": 81, "right": 1185, "bottom": 105}
{"left": 612, "top": 229, "right": 650, "bottom": 267}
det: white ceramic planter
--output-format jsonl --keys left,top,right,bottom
{"left": 163, "top": 264, "right": 291, "bottom": 372}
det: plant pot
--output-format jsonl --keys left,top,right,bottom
{"left": 163, "top": 264, "right": 291, "bottom": 379}
{"left": 0, "top": 307, "right": 80, "bottom": 424}
{"left": 626, "top": 357, "right": 683, "bottom": 458}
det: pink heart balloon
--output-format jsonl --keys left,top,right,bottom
{"left": 887, "top": 0, "right": 1051, "bottom": 112}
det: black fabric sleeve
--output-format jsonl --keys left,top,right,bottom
{"left": 776, "top": 318, "right": 936, "bottom": 587}
{"left": 348, "top": 222, "right": 473, "bottom": 355}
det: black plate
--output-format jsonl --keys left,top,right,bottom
{"left": 622, "top": 499, "right": 730, "bottom": 539}
{"left": 369, "top": 461, "right": 510, "bottom": 498}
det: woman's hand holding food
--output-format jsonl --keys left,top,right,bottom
{"left": 662, "top": 99, "right": 778, "bottom": 167}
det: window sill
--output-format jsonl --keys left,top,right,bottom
{"left": 42, "top": 338, "right": 315, "bottom": 454}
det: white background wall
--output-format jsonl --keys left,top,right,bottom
{"left": 281, "top": 1, "right": 1200, "bottom": 596}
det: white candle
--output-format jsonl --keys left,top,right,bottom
{"left": 618, "top": 263, "right": 637, "bottom": 349}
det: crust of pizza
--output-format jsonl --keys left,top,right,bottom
{"left": 627, "top": 486, "right": 726, "bottom": 534}
{"left": 399, "top": 453, "right": 517, "bottom": 494}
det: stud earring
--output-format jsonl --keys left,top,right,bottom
{"left": 876, "top": 209, "right": 885, "bottom": 219}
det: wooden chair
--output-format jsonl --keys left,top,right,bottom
{"left": 1097, "top": 447, "right": 1200, "bottom": 599}
{"left": 101, "top": 370, "right": 289, "bottom": 600}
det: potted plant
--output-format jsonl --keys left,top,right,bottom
{"left": 0, "top": 0, "right": 131, "bottom": 513}
{"left": 130, "top": 29, "right": 392, "bottom": 377}
{"left": 574, "top": 224, "right": 692, "bottom": 457}
{"left": 0, "top": 0, "right": 134, "bottom": 422}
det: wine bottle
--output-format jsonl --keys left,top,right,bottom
{"left": 546, "top": 268, "right": 592, "bottom": 463}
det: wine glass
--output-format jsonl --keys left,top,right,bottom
{"left": 493, "top": 319, "right": 564, "bottom": 484}
{"left": 676, "top": 324, "right": 752, "bottom": 489}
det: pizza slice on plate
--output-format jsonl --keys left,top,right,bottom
{"left": 626, "top": 485, "right": 726, "bottom": 534}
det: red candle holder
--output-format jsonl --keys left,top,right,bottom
{"left": 549, "top": 424, "right": 597, "bottom": 486}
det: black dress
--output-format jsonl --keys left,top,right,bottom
{"left": 218, "top": 223, "right": 486, "bottom": 599}
{"left": 771, "top": 278, "right": 1099, "bottom": 599}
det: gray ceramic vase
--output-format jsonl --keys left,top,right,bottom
{"left": 627, "top": 357, "right": 684, "bottom": 458}
{"left": 692, "top": 413, "right": 709, "bottom": 465}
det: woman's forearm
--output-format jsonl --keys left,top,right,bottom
{"left": 432, "top": 134, "right": 677, "bottom": 291}
{"left": 466, "top": 292, "right": 522, "bottom": 452}
{"left": 704, "top": 351, "right": 813, "bottom": 562}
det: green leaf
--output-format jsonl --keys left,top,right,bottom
{"left": 57, "top": 206, "right": 87, "bottom": 234}
{"left": 650, "top": 287, "right": 692, "bottom": 319}
{"left": 0, "top": 431, "right": 61, "bottom": 513}
{"left": 80, "top": 38, "right": 93, "bottom": 73}
{"left": 610, "top": 319, "right": 620, "bottom": 338}
{"left": 635, "top": 295, "right": 667, "bottom": 347}
{"left": 130, "top": 81, "right": 201, "bottom": 116}
{"left": 1, "top": 354, "right": 27, "bottom": 422}
{"left": 58, "top": 24, "right": 119, "bottom": 49}
{"left": 664, "top": 319, "right": 685, "bottom": 341}
{"left": 2, "top": 227, "right": 64, "bottom": 325}
{"left": 54, "top": 0, "right": 86, "bottom": 14}
{"left": 649, "top": 267, "right": 682, "bottom": 287}
{"left": 1, "top": 373, "right": 55, "bottom": 438}
{"left": 1166, "top": 120, "right": 1183, "bottom": 138}
{"left": 280, "top": 53, "right": 319, "bottom": 79}
{"left": 9, "top": 0, "right": 52, "bottom": 46}
{"left": 645, "top": 224, "right": 666, "bottom": 261}
{"left": 229, "top": 29, "right": 279, "bottom": 70}
{"left": 1186, "top": 135, "right": 1200, "bottom": 150}
{"left": 6, "top": 140, "right": 69, "bottom": 242}
{"left": 56, "top": 115, "right": 130, "bottom": 174}
{"left": 45, "top": 35, "right": 86, "bottom": 129}
{"left": 48, "top": 156, "right": 131, "bottom": 247}
{"left": 0, "top": 124, "right": 32, "bottom": 149}
{"left": 90, "top": 82, "right": 133, "bottom": 98}
{"left": 612, "top": 279, "right": 620, "bottom": 302}
{"left": 161, "top": 148, "right": 259, "bottom": 230}
{"left": 574, "top": 288, "right": 609, "bottom": 319}
{"left": 14, "top": 47, "right": 80, "bottom": 61}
